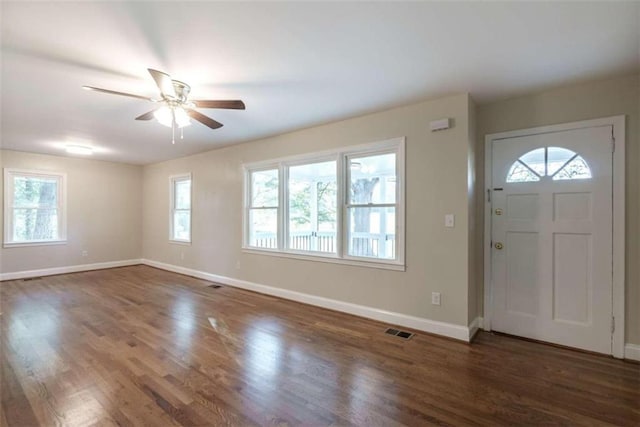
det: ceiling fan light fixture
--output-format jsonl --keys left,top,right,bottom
{"left": 154, "top": 106, "right": 173, "bottom": 127}
{"left": 65, "top": 144, "right": 93, "bottom": 155}
{"left": 154, "top": 106, "right": 191, "bottom": 128}
{"left": 174, "top": 107, "right": 191, "bottom": 128}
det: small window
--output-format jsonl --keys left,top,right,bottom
{"left": 506, "top": 146, "right": 592, "bottom": 183}
{"left": 170, "top": 174, "right": 191, "bottom": 242}
{"left": 4, "top": 169, "right": 66, "bottom": 246}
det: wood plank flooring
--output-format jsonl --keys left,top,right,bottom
{"left": 1, "top": 265, "right": 638, "bottom": 426}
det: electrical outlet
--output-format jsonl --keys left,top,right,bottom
{"left": 82, "top": 250, "right": 88, "bottom": 257}
{"left": 445, "top": 214, "right": 455, "bottom": 228}
{"left": 431, "top": 292, "right": 441, "bottom": 306}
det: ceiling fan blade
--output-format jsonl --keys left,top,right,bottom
{"left": 187, "top": 110, "right": 223, "bottom": 129}
{"left": 82, "top": 86, "right": 155, "bottom": 102}
{"left": 135, "top": 110, "right": 157, "bottom": 121}
{"left": 193, "top": 100, "right": 246, "bottom": 110}
{"left": 148, "top": 68, "right": 176, "bottom": 99}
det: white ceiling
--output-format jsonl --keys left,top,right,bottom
{"left": 1, "top": 2, "right": 638, "bottom": 165}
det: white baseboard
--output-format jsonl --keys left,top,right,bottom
{"left": 468, "top": 316, "right": 483, "bottom": 341}
{"left": 142, "top": 258, "right": 474, "bottom": 342}
{"left": 625, "top": 343, "right": 640, "bottom": 362}
{"left": 0, "top": 259, "right": 142, "bottom": 281}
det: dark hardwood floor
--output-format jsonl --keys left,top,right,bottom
{"left": 1, "top": 265, "right": 638, "bottom": 426}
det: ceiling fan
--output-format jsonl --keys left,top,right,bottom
{"left": 83, "top": 68, "right": 245, "bottom": 143}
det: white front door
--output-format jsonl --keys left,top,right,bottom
{"left": 490, "top": 126, "right": 613, "bottom": 354}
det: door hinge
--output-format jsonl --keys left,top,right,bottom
{"left": 611, "top": 316, "right": 615, "bottom": 334}
{"left": 612, "top": 137, "right": 615, "bottom": 153}
{"left": 487, "top": 189, "right": 491, "bottom": 202}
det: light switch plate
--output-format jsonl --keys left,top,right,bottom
{"left": 432, "top": 292, "right": 441, "bottom": 305}
{"left": 445, "top": 214, "right": 455, "bottom": 228}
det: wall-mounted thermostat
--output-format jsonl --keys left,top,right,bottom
{"left": 430, "top": 118, "right": 451, "bottom": 132}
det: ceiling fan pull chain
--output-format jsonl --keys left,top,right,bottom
{"left": 172, "top": 115, "right": 176, "bottom": 144}
{"left": 181, "top": 127, "right": 184, "bottom": 140}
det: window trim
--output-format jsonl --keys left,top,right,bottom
{"left": 169, "top": 173, "right": 192, "bottom": 244}
{"left": 242, "top": 137, "right": 405, "bottom": 270}
{"left": 3, "top": 168, "right": 67, "bottom": 248}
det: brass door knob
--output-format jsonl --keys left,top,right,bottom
{"left": 494, "top": 242, "right": 504, "bottom": 250}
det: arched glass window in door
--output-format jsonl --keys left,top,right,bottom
{"left": 506, "top": 146, "right": 592, "bottom": 183}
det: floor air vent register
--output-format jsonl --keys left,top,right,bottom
{"left": 385, "top": 328, "right": 415, "bottom": 340}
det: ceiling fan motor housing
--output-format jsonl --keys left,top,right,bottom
{"left": 171, "top": 80, "right": 190, "bottom": 102}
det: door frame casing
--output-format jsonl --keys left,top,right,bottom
{"left": 483, "top": 116, "right": 626, "bottom": 358}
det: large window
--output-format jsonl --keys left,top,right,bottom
{"left": 4, "top": 169, "right": 66, "bottom": 246}
{"left": 170, "top": 174, "right": 191, "bottom": 243}
{"left": 243, "top": 138, "right": 404, "bottom": 269}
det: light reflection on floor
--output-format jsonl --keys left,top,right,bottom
{"left": 172, "top": 293, "right": 195, "bottom": 354}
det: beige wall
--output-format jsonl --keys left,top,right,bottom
{"left": 2, "top": 74, "right": 635, "bottom": 345}
{"left": 476, "top": 73, "right": 640, "bottom": 345}
{"left": 143, "top": 94, "right": 477, "bottom": 327}
{"left": 0, "top": 150, "right": 143, "bottom": 273}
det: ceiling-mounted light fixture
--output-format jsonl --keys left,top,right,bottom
{"left": 65, "top": 144, "right": 93, "bottom": 155}
{"left": 154, "top": 106, "right": 191, "bottom": 128}
{"left": 83, "top": 68, "right": 246, "bottom": 144}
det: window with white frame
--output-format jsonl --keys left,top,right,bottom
{"left": 243, "top": 137, "right": 404, "bottom": 269}
{"left": 248, "top": 168, "right": 279, "bottom": 248}
{"left": 170, "top": 174, "right": 191, "bottom": 242}
{"left": 347, "top": 151, "right": 397, "bottom": 260}
{"left": 4, "top": 169, "right": 66, "bottom": 246}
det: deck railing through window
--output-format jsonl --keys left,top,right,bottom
{"left": 251, "top": 231, "right": 395, "bottom": 259}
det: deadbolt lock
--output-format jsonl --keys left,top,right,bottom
{"left": 494, "top": 242, "right": 504, "bottom": 250}
{"left": 495, "top": 208, "right": 503, "bottom": 215}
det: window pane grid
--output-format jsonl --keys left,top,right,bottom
{"left": 347, "top": 151, "right": 398, "bottom": 260}
{"left": 287, "top": 160, "right": 337, "bottom": 254}
{"left": 248, "top": 168, "right": 279, "bottom": 249}
{"left": 244, "top": 139, "right": 403, "bottom": 267}
{"left": 506, "top": 147, "right": 592, "bottom": 183}
{"left": 5, "top": 170, "right": 65, "bottom": 244}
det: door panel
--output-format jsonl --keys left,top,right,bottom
{"left": 553, "top": 233, "right": 591, "bottom": 324}
{"left": 490, "top": 126, "right": 613, "bottom": 354}
{"left": 506, "top": 231, "right": 539, "bottom": 316}
{"left": 553, "top": 192, "right": 591, "bottom": 221}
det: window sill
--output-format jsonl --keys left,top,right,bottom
{"left": 241, "top": 247, "right": 405, "bottom": 271}
{"left": 169, "top": 239, "right": 191, "bottom": 246}
{"left": 3, "top": 240, "right": 68, "bottom": 248}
